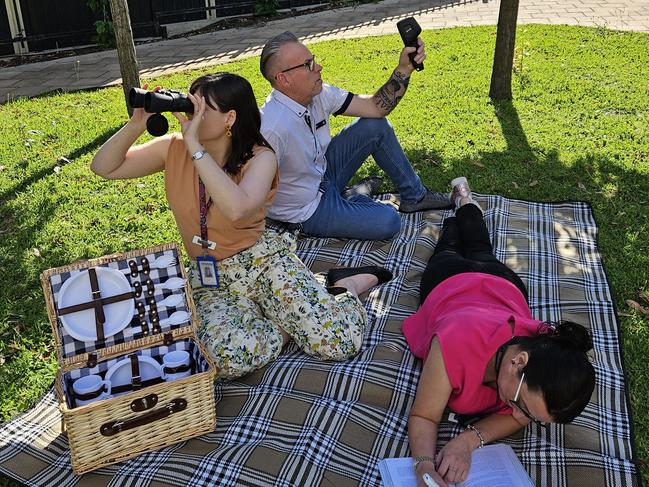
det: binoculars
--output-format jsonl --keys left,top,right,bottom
{"left": 128, "top": 88, "right": 194, "bottom": 136}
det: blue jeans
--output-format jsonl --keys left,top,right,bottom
{"left": 301, "top": 118, "right": 427, "bottom": 240}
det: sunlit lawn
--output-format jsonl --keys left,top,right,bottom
{"left": 1, "top": 24, "right": 648, "bottom": 484}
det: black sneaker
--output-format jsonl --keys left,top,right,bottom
{"left": 342, "top": 176, "right": 384, "bottom": 200}
{"left": 399, "top": 189, "right": 453, "bottom": 212}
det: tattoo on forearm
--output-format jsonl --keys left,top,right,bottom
{"left": 374, "top": 70, "right": 411, "bottom": 113}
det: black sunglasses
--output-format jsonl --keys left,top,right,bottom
{"left": 278, "top": 56, "right": 317, "bottom": 75}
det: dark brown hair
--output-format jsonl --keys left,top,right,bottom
{"left": 189, "top": 73, "right": 273, "bottom": 175}
{"left": 514, "top": 321, "right": 595, "bottom": 423}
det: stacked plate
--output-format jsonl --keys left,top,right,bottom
{"left": 58, "top": 268, "right": 134, "bottom": 342}
{"left": 105, "top": 356, "right": 165, "bottom": 397}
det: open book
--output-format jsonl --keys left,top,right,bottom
{"left": 378, "top": 444, "right": 534, "bottom": 487}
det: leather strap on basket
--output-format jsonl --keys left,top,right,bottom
{"left": 57, "top": 291, "right": 134, "bottom": 315}
{"left": 163, "top": 364, "right": 191, "bottom": 374}
{"left": 148, "top": 302, "right": 159, "bottom": 330}
{"left": 130, "top": 354, "right": 141, "bottom": 390}
{"left": 110, "top": 377, "right": 165, "bottom": 394}
{"left": 132, "top": 281, "right": 142, "bottom": 298}
{"left": 140, "top": 256, "right": 150, "bottom": 275}
{"left": 100, "top": 398, "right": 187, "bottom": 437}
{"left": 74, "top": 387, "right": 108, "bottom": 402}
{"left": 88, "top": 268, "right": 106, "bottom": 341}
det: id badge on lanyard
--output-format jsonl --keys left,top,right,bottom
{"left": 197, "top": 255, "right": 219, "bottom": 287}
{"left": 194, "top": 178, "right": 219, "bottom": 288}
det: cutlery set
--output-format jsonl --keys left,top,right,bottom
{"left": 127, "top": 256, "right": 189, "bottom": 337}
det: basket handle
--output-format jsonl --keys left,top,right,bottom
{"left": 99, "top": 398, "right": 187, "bottom": 436}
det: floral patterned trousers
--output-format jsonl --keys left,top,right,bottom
{"left": 190, "top": 230, "right": 367, "bottom": 380}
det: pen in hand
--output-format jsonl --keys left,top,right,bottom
{"left": 422, "top": 472, "right": 440, "bottom": 487}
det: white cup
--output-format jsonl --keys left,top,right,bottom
{"left": 72, "top": 374, "right": 111, "bottom": 407}
{"left": 162, "top": 350, "right": 191, "bottom": 381}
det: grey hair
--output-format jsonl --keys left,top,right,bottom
{"left": 260, "top": 31, "right": 299, "bottom": 83}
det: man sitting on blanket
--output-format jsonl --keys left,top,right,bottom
{"left": 258, "top": 31, "right": 452, "bottom": 240}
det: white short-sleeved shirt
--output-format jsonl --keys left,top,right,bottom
{"left": 260, "top": 84, "right": 354, "bottom": 223}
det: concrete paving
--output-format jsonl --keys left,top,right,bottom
{"left": 1, "top": 0, "right": 648, "bottom": 102}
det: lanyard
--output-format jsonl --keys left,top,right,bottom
{"left": 198, "top": 178, "right": 213, "bottom": 251}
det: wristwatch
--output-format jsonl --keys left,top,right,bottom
{"left": 191, "top": 150, "right": 207, "bottom": 161}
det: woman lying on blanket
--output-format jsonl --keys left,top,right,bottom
{"left": 91, "top": 72, "right": 391, "bottom": 379}
{"left": 402, "top": 177, "right": 596, "bottom": 487}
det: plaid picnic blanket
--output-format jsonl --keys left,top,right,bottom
{"left": 0, "top": 195, "right": 641, "bottom": 487}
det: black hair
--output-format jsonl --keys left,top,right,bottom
{"left": 189, "top": 72, "right": 273, "bottom": 175}
{"left": 512, "top": 321, "right": 595, "bottom": 423}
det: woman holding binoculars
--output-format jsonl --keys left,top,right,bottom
{"left": 91, "top": 72, "right": 391, "bottom": 379}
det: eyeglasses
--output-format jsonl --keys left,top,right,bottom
{"left": 278, "top": 56, "right": 317, "bottom": 75}
{"left": 510, "top": 372, "right": 544, "bottom": 425}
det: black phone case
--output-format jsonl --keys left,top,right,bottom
{"left": 397, "top": 17, "right": 424, "bottom": 71}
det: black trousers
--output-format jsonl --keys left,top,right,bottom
{"left": 419, "top": 204, "right": 529, "bottom": 305}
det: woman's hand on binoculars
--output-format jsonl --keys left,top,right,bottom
{"left": 130, "top": 83, "right": 161, "bottom": 127}
{"left": 173, "top": 93, "right": 205, "bottom": 146}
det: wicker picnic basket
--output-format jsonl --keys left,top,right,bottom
{"left": 40, "top": 242, "right": 217, "bottom": 475}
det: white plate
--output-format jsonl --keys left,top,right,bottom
{"left": 105, "top": 355, "right": 164, "bottom": 397}
{"left": 58, "top": 267, "right": 135, "bottom": 342}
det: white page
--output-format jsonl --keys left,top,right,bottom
{"left": 378, "top": 457, "right": 416, "bottom": 487}
{"left": 379, "top": 444, "right": 534, "bottom": 487}
{"left": 457, "top": 444, "right": 534, "bottom": 487}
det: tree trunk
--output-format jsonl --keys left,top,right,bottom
{"left": 489, "top": 0, "right": 520, "bottom": 100}
{"left": 108, "top": 0, "right": 140, "bottom": 116}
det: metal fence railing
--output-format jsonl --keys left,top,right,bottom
{"left": 0, "top": 0, "right": 345, "bottom": 53}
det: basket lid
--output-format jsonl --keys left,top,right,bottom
{"left": 40, "top": 243, "right": 199, "bottom": 369}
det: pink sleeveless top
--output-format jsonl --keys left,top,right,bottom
{"left": 402, "top": 272, "right": 543, "bottom": 415}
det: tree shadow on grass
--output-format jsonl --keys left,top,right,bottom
{"left": 0, "top": 126, "right": 120, "bottom": 205}
{"left": 0, "top": 192, "right": 58, "bottom": 423}
{"left": 493, "top": 99, "right": 533, "bottom": 157}
{"left": 0, "top": 126, "right": 123, "bottom": 423}
{"left": 389, "top": 99, "right": 649, "bottom": 298}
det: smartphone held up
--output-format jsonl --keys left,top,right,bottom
{"left": 397, "top": 17, "right": 424, "bottom": 71}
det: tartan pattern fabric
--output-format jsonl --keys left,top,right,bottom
{"left": 48, "top": 248, "right": 190, "bottom": 358}
{"left": 0, "top": 195, "right": 641, "bottom": 487}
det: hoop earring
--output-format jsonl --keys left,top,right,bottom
{"left": 225, "top": 124, "right": 232, "bottom": 138}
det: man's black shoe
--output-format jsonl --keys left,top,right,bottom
{"left": 399, "top": 189, "right": 453, "bottom": 213}
{"left": 342, "top": 176, "right": 384, "bottom": 200}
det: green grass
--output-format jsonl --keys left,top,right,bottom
{"left": 0, "top": 24, "right": 648, "bottom": 482}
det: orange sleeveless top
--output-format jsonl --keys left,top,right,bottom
{"left": 164, "top": 134, "right": 278, "bottom": 260}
